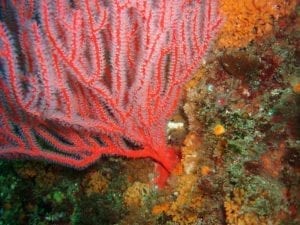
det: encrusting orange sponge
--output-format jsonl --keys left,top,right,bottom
{"left": 217, "top": 0, "right": 297, "bottom": 48}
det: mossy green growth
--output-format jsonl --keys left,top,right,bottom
{"left": 0, "top": 158, "right": 129, "bottom": 225}
{"left": 50, "top": 191, "right": 65, "bottom": 204}
{"left": 227, "top": 161, "right": 244, "bottom": 184}
{"left": 0, "top": 161, "right": 28, "bottom": 225}
{"left": 236, "top": 175, "right": 284, "bottom": 217}
{"left": 71, "top": 185, "right": 126, "bottom": 225}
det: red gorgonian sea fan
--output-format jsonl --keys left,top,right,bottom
{"left": 0, "top": 0, "right": 221, "bottom": 187}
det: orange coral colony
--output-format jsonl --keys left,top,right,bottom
{"left": 218, "top": 0, "right": 297, "bottom": 48}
